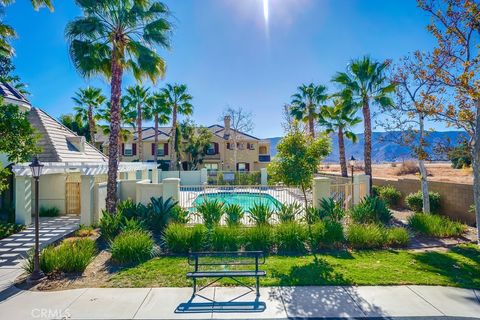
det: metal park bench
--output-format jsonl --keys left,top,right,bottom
{"left": 186, "top": 251, "right": 266, "bottom": 298}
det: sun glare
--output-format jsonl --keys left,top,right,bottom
{"left": 263, "top": 0, "right": 269, "bottom": 23}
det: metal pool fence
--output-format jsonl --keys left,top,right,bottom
{"left": 206, "top": 171, "right": 261, "bottom": 185}
{"left": 180, "top": 184, "right": 309, "bottom": 225}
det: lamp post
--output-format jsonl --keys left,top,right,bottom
{"left": 29, "top": 156, "right": 44, "bottom": 281}
{"left": 178, "top": 161, "right": 181, "bottom": 180}
{"left": 349, "top": 156, "right": 356, "bottom": 184}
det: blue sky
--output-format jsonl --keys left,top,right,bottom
{"left": 5, "top": 0, "right": 439, "bottom": 138}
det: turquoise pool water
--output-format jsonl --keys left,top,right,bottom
{"left": 193, "top": 192, "right": 280, "bottom": 212}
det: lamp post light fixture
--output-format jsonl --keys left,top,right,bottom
{"left": 349, "top": 156, "right": 356, "bottom": 184}
{"left": 29, "top": 156, "right": 44, "bottom": 281}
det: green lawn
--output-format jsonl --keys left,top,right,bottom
{"left": 108, "top": 244, "right": 480, "bottom": 289}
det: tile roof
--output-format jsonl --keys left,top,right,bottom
{"left": 28, "top": 108, "right": 108, "bottom": 163}
{"left": 0, "top": 82, "right": 31, "bottom": 109}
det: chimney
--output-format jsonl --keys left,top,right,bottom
{"left": 67, "top": 136, "right": 86, "bottom": 152}
{"left": 224, "top": 115, "right": 231, "bottom": 138}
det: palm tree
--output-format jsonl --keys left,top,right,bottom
{"left": 318, "top": 96, "right": 361, "bottom": 177}
{"left": 145, "top": 92, "right": 171, "bottom": 163}
{"left": 290, "top": 83, "right": 329, "bottom": 138}
{"left": 0, "top": 0, "right": 53, "bottom": 11}
{"left": 332, "top": 57, "right": 395, "bottom": 188}
{"left": 66, "top": 0, "right": 171, "bottom": 213}
{"left": 72, "top": 87, "right": 106, "bottom": 145}
{"left": 125, "top": 85, "right": 150, "bottom": 162}
{"left": 160, "top": 83, "right": 193, "bottom": 170}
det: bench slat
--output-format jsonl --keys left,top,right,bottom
{"left": 187, "top": 271, "right": 266, "bottom": 278}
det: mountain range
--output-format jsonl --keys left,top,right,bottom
{"left": 267, "top": 131, "right": 468, "bottom": 163}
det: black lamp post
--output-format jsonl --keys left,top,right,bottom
{"left": 178, "top": 161, "right": 181, "bottom": 180}
{"left": 29, "top": 156, "right": 44, "bottom": 281}
{"left": 349, "top": 156, "right": 356, "bottom": 184}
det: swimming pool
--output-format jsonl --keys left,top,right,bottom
{"left": 193, "top": 192, "right": 281, "bottom": 212}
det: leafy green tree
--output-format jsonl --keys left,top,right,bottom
{"left": 332, "top": 57, "right": 395, "bottom": 189}
{"left": 180, "top": 120, "right": 213, "bottom": 170}
{"left": 125, "top": 85, "right": 150, "bottom": 161}
{"left": 72, "top": 87, "right": 106, "bottom": 145}
{"left": 318, "top": 96, "right": 361, "bottom": 177}
{"left": 0, "top": 103, "right": 40, "bottom": 191}
{"left": 160, "top": 83, "right": 193, "bottom": 170}
{"left": 0, "top": 56, "right": 28, "bottom": 95}
{"left": 59, "top": 113, "right": 90, "bottom": 139}
{"left": 268, "top": 130, "right": 331, "bottom": 207}
{"left": 144, "top": 92, "right": 171, "bottom": 162}
{"left": 290, "top": 83, "right": 329, "bottom": 138}
{"left": 66, "top": 0, "right": 172, "bottom": 213}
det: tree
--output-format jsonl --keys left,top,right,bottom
{"left": 125, "top": 85, "right": 150, "bottom": 162}
{"left": 379, "top": 51, "right": 443, "bottom": 213}
{"left": 0, "top": 0, "right": 53, "bottom": 11}
{"left": 418, "top": 0, "right": 480, "bottom": 241}
{"left": 180, "top": 120, "right": 213, "bottom": 170}
{"left": 145, "top": 92, "right": 171, "bottom": 163}
{"left": 0, "top": 56, "right": 28, "bottom": 95}
{"left": 268, "top": 130, "right": 331, "bottom": 207}
{"left": 332, "top": 57, "right": 395, "bottom": 190}
{"left": 0, "top": 102, "right": 40, "bottom": 191}
{"left": 72, "top": 87, "right": 106, "bottom": 145}
{"left": 221, "top": 107, "right": 254, "bottom": 171}
{"left": 59, "top": 113, "right": 90, "bottom": 139}
{"left": 160, "top": 83, "right": 193, "bottom": 170}
{"left": 290, "top": 83, "right": 329, "bottom": 138}
{"left": 66, "top": 0, "right": 172, "bottom": 213}
{"left": 318, "top": 96, "right": 361, "bottom": 177}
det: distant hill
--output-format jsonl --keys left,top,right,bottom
{"left": 267, "top": 131, "right": 468, "bottom": 162}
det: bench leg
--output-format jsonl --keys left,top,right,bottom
{"left": 256, "top": 276, "right": 260, "bottom": 297}
{"left": 193, "top": 278, "right": 197, "bottom": 296}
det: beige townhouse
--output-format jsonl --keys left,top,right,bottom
{"left": 95, "top": 117, "right": 271, "bottom": 172}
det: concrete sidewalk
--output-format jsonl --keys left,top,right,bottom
{"left": 0, "top": 285, "right": 479, "bottom": 319}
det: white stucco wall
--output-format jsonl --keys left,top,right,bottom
{"left": 135, "top": 180, "right": 163, "bottom": 205}
{"left": 119, "top": 179, "right": 140, "bottom": 202}
{"left": 32, "top": 173, "right": 67, "bottom": 213}
{"left": 94, "top": 182, "right": 107, "bottom": 222}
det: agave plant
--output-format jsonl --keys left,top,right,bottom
{"left": 275, "top": 202, "right": 303, "bottom": 223}
{"left": 224, "top": 204, "right": 244, "bottom": 227}
{"left": 143, "top": 197, "right": 178, "bottom": 231}
{"left": 196, "top": 199, "right": 224, "bottom": 228}
{"left": 248, "top": 203, "right": 274, "bottom": 226}
{"left": 318, "top": 198, "right": 346, "bottom": 223}
{"left": 349, "top": 196, "right": 392, "bottom": 225}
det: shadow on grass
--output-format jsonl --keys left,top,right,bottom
{"left": 272, "top": 256, "right": 353, "bottom": 286}
{"left": 414, "top": 245, "right": 480, "bottom": 289}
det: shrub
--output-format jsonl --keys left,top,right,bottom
{"left": 317, "top": 198, "right": 345, "bottom": 223}
{"left": 144, "top": 197, "right": 178, "bottom": 231}
{"left": 163, "top": 224, "right": 207, "bottom": 254}
{"left": 249, "top": 202, "right": 274, "bottom": 225}
{"left": 39, "top": 206, "right": 60, "bottom": 217}
{"left": 376, "top": 185, "right": 401, "bottom": 207}
{"left": 34, "top": 238, "right": 96, "bottom": 273}
{"left": 121, "top": 217, "right": 146, "bottom": 232}
{"left": 0, "top": 223, "right": 24, "bottom": 240}
{"left": 224, "top": 204, "right": 244, "bottom": 227}
{"left": 385, "top": 227, "right": 410, "bottom": 247}
{"left": 75, "top": 225, "right": 95, "bottom": 237}
{"left": 408, "top": 213, "right": 466, "bottom": 238}
{"left": 197, "top": 199, "right": 224, "bottom": 228}
{"left": 308, "top": 221, "right": 344, "bottom": 251}
{"left": 242, "top": 225, "right": 274, "bottom": 252}
{"left": 349, "top": 196, "right": 392, "bottom": 225}
{"left": 111, "top": 230, "right": 155, "bottom": 264}
{"left": 209, "top": 226, "right": 241, "bottom": 251}
{"left": 395, "top": 160, "right": 419, "bottom": 176}
{"left": 275, "top": 203, "right": 302, "bottom": 223}
{"left": 117, "top": 199, "right": 145, "bottom": 220}
{"left": 346, "top": 224, "right": 385, "bottom": 249}
{"left": 405, "top": 191, "right": 441, "bottom": 213}
{"left": 275, "top": 222, "right": 307, "bottom": 254}
{"left": 372, "top": 185, "right": 381, "bottom": 197}
{"left": 99, "top": 211, "right": 124, "bottom": 242}
{"left": 304, "top": 206, "right": 320, "bottom": 225}
{"left": 346, "top": 224, "right": 409, "bottom": 249}
{"left": 171, "top": 205, "right": 190, "bottom": 224}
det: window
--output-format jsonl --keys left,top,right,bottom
{"left": 259, "top": 146, "right": 267, "bottom": 154}
{"left": 156, "top": 146, "right": 165, "bottom": 156}
{"left": 237, "top": 143, "right": 245, "bottom": 150}
{"left": 238, "top": 162, "right": 246, "bottom": 171}
{"left": 247, "top": 143, "right": 255, "bottom": 150}
{"left": 124, "top": 143, "right": 133, "bottom": 156}
{"left": 205, "top": 163, "right": 218, "bottom": 171}
{"left": 206, "top": 143, "right": 216, "bottom": 155}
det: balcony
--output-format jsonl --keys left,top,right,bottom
{"left": 258, "top": 155, "right": 271, "bottom": 162}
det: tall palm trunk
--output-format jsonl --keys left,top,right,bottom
{"left": 87, "top": 106, "right": 96, "bottom": 145}
{"left": 338, "top": 128, "right": 348, "bottom": 178}
{"left": 418, "top": 114, "right": 430, "bottom": 213}
{"left": 137, "top": 103, "right": 143, "bottom": 162}
{"left": 362, "top": 98, "right": 373, "bottom": 192}
{"left": 153, "top": 113, "right": 159, "bottom": 163}
{"left": 473, "top": 99, "right": 480, "bottom": 244}
{"left": 106, "top": 56, "right": 123, "bottom": 214}
{"left": 308, "top": 113, "right": 315, "bottom": 138}
{"left": 170, "top": 104, "right": 177, "bottom": 170}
